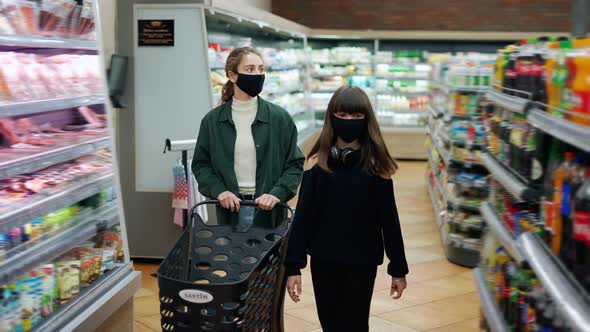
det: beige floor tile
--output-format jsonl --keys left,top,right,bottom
{"left": 368, "top": 316, "right": 420, "bottom": 332}
{"left": 284, "top": 314, "right": 321, "bottom": 332}
{"left": 284, "top": 292, "right": 316, "bottom": 310}
{"left": 424, "top": 292, "right": 480, "bottom": 320}
{"left": 406, "top": 259, "right": 469, "bottom": 283}
{"left": 135, "top": 287, "right": 157, "bottom": 299}
{"left": 421, "top": 275, "right": 476, "bottom": 293}
{"left": 135, "top": 314, "right": 162, "bottom": 331}
{"left": 134, "top": 296, "right": 161, "bottom": 317}
{"left": 405, "top": 248, "right": 446, "bottom": 264}
{"left": 134, "top": 321, "right": 157, "bottom": 332}
{"left": 379, "top": 281, "right": 471, "bottom": 304}
{"left": 426, "top": 318, "right": 480, "bottom": 332}
{"left": 399, "top": 223, "right": 439, "bottom": 236}
{"left": 378, "top": 304, "right": 469, "bottom": 331}
{"left": 369, "top": 291, "right": 419, "bottom": 315}
{"left": 404, "top": 232, "right": 444, "bottom": 248}
{"left": 286, "top": 305, "right": 321, "bottom": 325}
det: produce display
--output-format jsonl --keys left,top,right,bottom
{"left": 0, "top": 0, "right": 95, "bottom": 39}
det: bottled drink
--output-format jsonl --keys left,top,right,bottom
{"left": 552, "top": 152, "right": 576, "bottom": 255}
{"left": 552, "top": 41, "right": 572, "bottom": 118}
{"left": 561, "top": 41, "right": 576, "bottom": 119}
{"left": 504, "top": 51, "right": 518, "bottom": 94}
{"left": 546, "top": 43, "right": 559, "bottom": 111}
{"left": 559, "top": 156, "right": 584, "bottom": 268}
{"left": 571, "top": 45, "right": 590, "bottom": 126}
{"left": 532, "top": 38, "right": 548, "bottom": 103}
{"left": 542, "top": 140, "right": 562, "bottom": 245}
{"left": 516, "top": 40, "right": 535, "bottom": 95}
{"left": 572, "top": 167, "right": 590, "bottom": 290}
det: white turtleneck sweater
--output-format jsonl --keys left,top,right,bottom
{"left": 232, "top": 97, "right": 258, "bottom": 193}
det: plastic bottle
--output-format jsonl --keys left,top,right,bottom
{"left": 571, "top": 41, "right": 590, "bottom": 125}
{"left": 572, "top": 167, "right": 590, "bottom": 290}
{"left": 495, "top": 49, "right": 507, "bottom": 90}
{"left": 560, "top": 41, "right": 576, "bottom": 119}
{"left": 559, "top": 156, "right": 585, "bottom": 268}
{"left": 552, "top": 41, "right": 573, "bottom": 118}
{"left": 552, "top": 151, "right": 576, "bottom": 255}
{"left": 532, "top": 37, "right": 548, "bottom": 103}
{"left": 504, "top": 51, "right": 518, "bottom": 94}
{"left": 545, "top": 43, "right": 559, "bottom": 111}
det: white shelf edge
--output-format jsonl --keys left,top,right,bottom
{"left": 0, "top": 172, "right": 114, "bottom": 231}
{"left": 33, "top": 263, "right": 141, "bottom": 332}
{"left": 527, "top": 108, "right": 590, "bottom": 153}
{"left": 518, "top": 232, "right": 590, "bottom": 332}
{"left": 0, "top": 34, "right": 98, "bottom": 50}
{"left": 480, "top": 202, "right": 525, "bottom": 263}
{"left": 0, "top": 136, "right": 111, "bottom": 180}
{"left": 0, "top": 95, "right": 106, "bottom": 117}
{"left": 425, "top": 172, "right": 444, "bottom": 230}
{"left": 380, "top": 127, "right": 426, "bottom": 134}
{"left": 485, "top": 90, "right": 528, "bottom": 114}
{"left": 473, "top": 268, "right": 509, "bottom": 332}
{"left": 481, "top": 152, "right": 527, "bottom": 201}
{"left": 0, "top": 203, "right": 118, "bottom": 285}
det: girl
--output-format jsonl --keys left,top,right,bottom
{"left": 285, "top": 86, "right": 409, "bottom": 331}
{"left": 192, "top": 47, "right": 304, "bottom": 228}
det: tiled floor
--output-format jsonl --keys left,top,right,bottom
{"left": 132, "top": 161, "right": 481, "bottom": 331}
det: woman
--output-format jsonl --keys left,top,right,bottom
{"left": 285, "top": 86, "right": 409, "bottom": 332}
{"left": 192, "top": 47, "right": 304, "bottom": 227}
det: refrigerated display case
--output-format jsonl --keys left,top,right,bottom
{"left": 0, "top": 2, "right": 140, "bottom": 331}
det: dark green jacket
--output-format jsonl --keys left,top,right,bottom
{"left": 192, "top": 97, "right": 305, "bottom": 203}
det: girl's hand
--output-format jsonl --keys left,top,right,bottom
{"left": 286, "top": 275, "right": 302, "bottom": 303}
{"left": 217, "top": 191, "right": 241, "bottom": 212}
{"left": 256, "top": 194, "right": 280, "bottom": 211}
{"left": 390, "top": 277, "right": 407, "bottom": 299}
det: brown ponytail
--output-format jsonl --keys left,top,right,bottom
{"left": 220, "top": 47, "right": 263, "bottom": 103}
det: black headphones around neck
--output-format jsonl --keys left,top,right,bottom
{"left": 330, "top": 146, "right": 358, "bottom": 167}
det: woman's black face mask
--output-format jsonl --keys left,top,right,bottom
{"left": 331, "top": 116, "right": 366, "bottom": 143}
{"left": 236, "top": 73, "right": 265, "bottom": 97}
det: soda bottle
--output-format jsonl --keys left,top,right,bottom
{"left": 542, "top": 140, "right": 562, "bottom": 245}
{"left": 571, "top": 43, "right": 590, "bottom": 126}
{"left": 516, "top": 40, "right": 535, "bottom": 95}
{"left": 495, "top": 49, "right": 507, "bottom": 91}
{"left": 504, "top": 50, "right": 518, "bottom": 95}
{"left": 545, "top": 42, "right": 559, "bottom": 111}
{"left": 561, "top": 41, "right": 576, "bottom": 119}
{"left": 552, "top": 151, "right": 576, "bottom": 255}
{"left": 573, "top": 166, "right": 590, "bottom": 290}
{"left": 533, "top": 37, "right": 548, "bottom": 103}
{"left": 559, "top": 156, "right": 584, "bottom": 268}
{"left": 552, "top": 41, "right": 573, "bottom": 118}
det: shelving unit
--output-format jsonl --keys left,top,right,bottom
{"left": 0, "top": 2, "right": 139, "bottom": 329}
{"left": 0, "top": 95, "right": 106, "bottom": 117}
{"left": 0, "top": 34, "right": 98, "bottom": 50}
{"left": 0, "top": 136, "right": 110, "bottom": 179}
{"left": 473, "top": 268, "right": 509, "bottom": 332}
{"left": 518, "top": 233, "right": 590, "bottom": 331}
{"left": 480, "top": 87, "right": 590, "bottom": 332}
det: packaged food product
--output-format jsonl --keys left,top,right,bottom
{"left": 39, "top": 264, "right": 55, "bottom": 318}
{"left": 101, "top": 249, "right": 115, "bottom": 273}
{"left": 55, "top": 260, "right": 80, "bottom": 304}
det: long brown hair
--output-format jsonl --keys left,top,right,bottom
{"left": 221, "top": 47, "right": 263, "bottom": 103}
{"left": 308, "top": 86, "right": 398, "bottom": 176}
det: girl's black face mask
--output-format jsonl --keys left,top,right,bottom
{"left": 236, "top": 73, "right": 265, "bottom": 97}
{"left": 331, "top": 116, "right": 366, "bottom": 143}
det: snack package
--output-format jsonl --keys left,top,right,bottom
{"left": 19, "top": 0, "right": 39, "bottom": 35}
{"left": 55, "top": 260, "right": 80, "bottom": 304}
{"left": 101, "top": 249, "right": 115, "bottom": 273}
{"left": 98, "top": 230, "right": 123, "bottom": 263}
{"left": 40, "top": 264, "right": 55, "bottom": 318}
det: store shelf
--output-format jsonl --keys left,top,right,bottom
{"left": 480, "top": 152, "right": 540, "bottom": 202}
{"left": 376, "top": 90, "right": 430, "bottom": 96}
{"left": 0, "top": 34, "right": 98, "bottom": 50}
{"left": 0, "top": 95, "right": 106, "bottom": 117}
{"left": 0, "top": 136, "right": 110, "bottom": 179}
{"left": 527, "top": 108, "right": 590, "bottom": 153}
{"left": 0, "top": 207, "right": 114, "bottom": 285}
{"left": 376, "top": 75, "right": 429, "bottom": 80}
{"left": 518, "top": 232, "right": 590, "bottom": 331}
{"left": 381, "top": 126, "right": 426, "bottom": 134}
{"left": 377, "top": 109, "right": 428, "bottom": 115}
{"left": 297, "top": 126, "right": 317, "bottom": 146}
{"left": 473, "top": 268, "right": 510, "bottom": 332}
{"left": 428, "top": 104, "right": 444, "bottom": 119}
{"left": 425, "top": 172, "right": 444, "bottom": 229}
{"left": 32, "top": 263, "right": 141, "bottom": 332}
{"left": 480, "top": 202, "right": 525, "bottom": 263}
{"left": 485, "top": 90, "right": 529, "bottom": 114}
{"left": 263, "top": 88, "right": 304, "bottom": 96}
{"left": 446, "top": 243, "right": 480, "bottom": 268}
{"left": 430, "top": 81, "right": 489, "bottom": 94}
{"left": 0, "top": 172, "right": 114, "bottom": 232}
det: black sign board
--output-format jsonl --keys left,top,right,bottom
{"left": 138, "top": 20, "right": 174, "bottom": 46}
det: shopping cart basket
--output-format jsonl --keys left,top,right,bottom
{"left": 157, "top": 200, "right": 294, "bottom": 332}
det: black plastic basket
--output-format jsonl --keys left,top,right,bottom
{"left": 157, "top": 200, "right": 294, "bottom": 332}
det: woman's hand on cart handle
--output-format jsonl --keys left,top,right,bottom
{"left": 390, "top": 277, "right": 407, "bottom": 299}
{"left": 287, "top": 275, "right": 302, "bottom": 303}
{"left": 256, "top": 194, "right": 280, "bottom": 211}
{"left": 217, "top": 191, "right": 241, "bottom": 212}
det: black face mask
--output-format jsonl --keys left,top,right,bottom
{"left": 236, "top": 73, "right": 265, "bottom": 97}
{"left": 331, "top": 116, "right": 366, "bottom": 143}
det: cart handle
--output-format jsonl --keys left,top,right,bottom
{"left": 188, "top": 200, "right": 294, "bottom": 220}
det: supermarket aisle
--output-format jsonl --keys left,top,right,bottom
{"left": 132, "top": 161, "right": 481, "bottom": 332}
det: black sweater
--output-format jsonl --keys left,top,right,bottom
{"left": 285, "top": 164, "right": 409, "bottom": 278}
